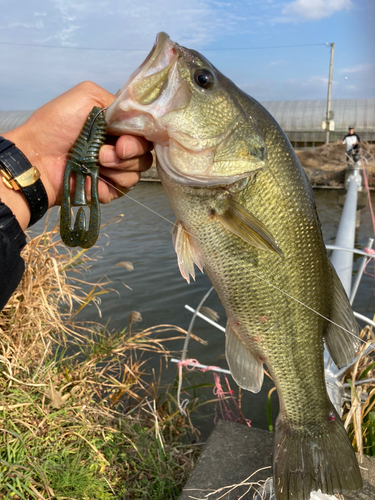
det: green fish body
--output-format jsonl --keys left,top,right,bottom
{"left": 106, "top": 33, "right": 362, "bottom": 500}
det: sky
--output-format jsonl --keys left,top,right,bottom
{"left": 0, "top": 0, "right": 374, "bottom": 110}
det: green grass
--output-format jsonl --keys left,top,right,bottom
{"left": 0, "top": 226, "right": 202, "bottom": 499}
{"left": 0, "top": 331, "right": 202, "bottom": 499}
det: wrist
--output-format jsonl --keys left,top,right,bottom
{"left": 3, "top": 127, "right": 57, "bottom": 208}
{"left": 0, "top": 172, "right": 31, "bottom": 230}
{"left": 0, "top": 135, "right": 49, "bottom": 229}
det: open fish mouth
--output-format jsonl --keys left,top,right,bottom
{"left": 105, "top": 32, "right": 184, "bottom": 143}
{"left": 106, "top": 33, "right": 260, "bottom": 186}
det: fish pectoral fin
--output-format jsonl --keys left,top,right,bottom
{"left": 225, "top": 322, "right": 264, "bottom": 393}
{"left": 324, "top": 265, "right": 360, "bottom": 369}
{"left": 171, "top": 221, "right": 204, "bottom": 284}
{"left": 215, "top": 199, "right": 283, "bottom": 257}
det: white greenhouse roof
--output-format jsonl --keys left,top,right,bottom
{"left": 0, "top": 99, "right": 374, "bottom": 135}
{"left": 261, "top": 98, "right": 375, "bottom": 132}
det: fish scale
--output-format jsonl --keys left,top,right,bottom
{"left": 106, "top": 32, "right": 362, "bottom": 500}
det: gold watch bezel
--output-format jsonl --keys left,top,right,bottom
{"left": 0, "top": 166, "right": 41, "bottom": 191}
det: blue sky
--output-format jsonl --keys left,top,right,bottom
{"left": 0, "top": 0, "right": 373, "bottom": 110}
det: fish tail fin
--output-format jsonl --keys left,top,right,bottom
{"left": 273, "top": 409, "right": 362, "bottom": 500}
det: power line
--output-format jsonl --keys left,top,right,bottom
{"left": 0, "top": 40, "right": 327, "bottom": 52}
{"left": 204, "top": 43, "right": 327, "bottom": 51}
{"left": 0, "top": 41, "right": 146, "bottom": 51}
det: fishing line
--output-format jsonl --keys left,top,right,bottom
{"left": 98, "top": 173, "right": 374, "bottom": 349}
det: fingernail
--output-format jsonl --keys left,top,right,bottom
{"left": 101, "top": 148, "right": 118, "bottom": 166}
{"left": 122, "top": 140, "right": 138, "bottom": 158}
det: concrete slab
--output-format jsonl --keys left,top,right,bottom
{"left": 179, "top": 420, "right": 375, "bottom": 500}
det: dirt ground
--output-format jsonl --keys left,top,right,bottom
{"left": 295, "top": 141, "right": 375, "bottom": 188}
{"left": 295, "top": 141, "right": 375, "bottom": 168}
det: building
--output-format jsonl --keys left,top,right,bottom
{"left": 1, "top": 98, "right": 374, "bottom": 149}
{"left": 261, "top": 98, "right": 375, "bottom": 148}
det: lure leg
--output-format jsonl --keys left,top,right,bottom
{"left": 60, "top": 106, "right": 106, "bottom": 249}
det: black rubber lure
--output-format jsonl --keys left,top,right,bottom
{"left": 60, "top": 106, "right": 107, "bottom": 249}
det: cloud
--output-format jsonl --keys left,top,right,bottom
{"left": 270, "top": 60, "right": 287, "bottom": 66}
{"left": 288, "top": 75, "right": 330, "bottom": 87}
{"left": 338, "top": 63, "right": 373, "bottom": 74}
{"left": 1, "top": 0, "right": 372, "bottom": 109}
{"left": 275, "top": 0, "right": 353, "bottom": 22}
{"left": 239, "top": 73, "right": 337, "bottom": 101}
{"left": 7, "top": 21, "right": 44, "bottom": 29}
{"left": 1, "top": 0, "right": 249, "bottom": 109}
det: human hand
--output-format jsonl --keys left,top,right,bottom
{"left": 2, "top": 82, "right": 153, "bottom": 228}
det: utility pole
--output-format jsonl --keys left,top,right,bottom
{"left": 325, "top": 42, "right": 335, "bottom": 144}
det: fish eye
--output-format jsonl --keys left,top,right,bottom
{"left": 194, "top": 69, "right": 214, "bottom": 90}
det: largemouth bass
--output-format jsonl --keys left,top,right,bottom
{"left": 106, "top": 33, "right": 362, "bottom": 500}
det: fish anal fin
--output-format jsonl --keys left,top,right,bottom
{"left": 171, "top": 221, "right": 204, "bottom": 284}
{"left": 324, "top": 265, "right": 360, "bottom": 369}
{"left": 225, "top": 322, "right": 264, "bottom": 393}
{"left": 215, "top": 198, "right": 283, "bottom": 257}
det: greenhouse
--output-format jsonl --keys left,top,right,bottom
{"left": 261, "top": 98, "right": 375, "bottom": 147}
{"left": 1, "top": 98, "right": 374, "bottom": 149}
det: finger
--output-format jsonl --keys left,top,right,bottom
{"left": 99, "top": 161, "right": 150, "bottom": 187}
{"left": 116, "top": 135, "right": 153, "bottom": 159}
{"left": 99, "top": 140, "right": 153, "bottom": 166}
{"left": 98, "top": 172, "right": 141, "bottom": 203}
{"left": 74, "top": 81, "right": 116, "bottom": 109}
{"left": 99, "top": 151, "right": 153, "bottom": 172}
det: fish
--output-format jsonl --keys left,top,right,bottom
{"left": 105, "top": 32, "right": 362, "bottom": 500}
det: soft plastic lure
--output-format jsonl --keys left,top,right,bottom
{"left": 60, "top": 106, "right": 107, "bottom": 248}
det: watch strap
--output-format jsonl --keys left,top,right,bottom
{"left": 0, "top": 137, "right": 49, "bottom": 227}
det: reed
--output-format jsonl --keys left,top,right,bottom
{"left": 343, "top": 321, "right": 375, "bottom": 459}
{"left": 0, "top": 223, "right": 201, "bottom": 499}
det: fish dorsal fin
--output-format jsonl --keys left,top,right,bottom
{"left": 324, "top": 265, "right": 360, "bottom": 369}
{"left": 171, "top": 221, "right": 204, "bottom": 284}
{"left": 215, "top": 198, "right": 283, "bottom": 257}
{"left": 225, "top": 322, "right": 264, "bottom": 393}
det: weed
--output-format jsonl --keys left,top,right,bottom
{"left": 0, "top": 224, "right": 202, "bottom": 499}
{"left": 343, "top": 321, "right": 375, "bottom": 459}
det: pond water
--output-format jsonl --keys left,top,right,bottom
{"left": 32, "top": 184, "right": 375, "bottom": 439}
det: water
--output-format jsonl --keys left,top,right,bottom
{"left": 32, "top": 184, "right": 375, "bottom": 439}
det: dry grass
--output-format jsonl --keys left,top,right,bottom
{"left": 0, "top": 222, "right": 202, "bottom": 499}
{"left": 342, "top": 320, "right": 375, "bottom": 459}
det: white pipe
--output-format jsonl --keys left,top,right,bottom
{"left": 325, "top": 245, "right": 375, "bottom": 259}
{"left": 330, "top": 170, "right": 362, "bottom": 295}
{"left": 353, "top": 311, "right": 375, "bottom": 329}
{"left": 184, "top": 305, "right": 226, "bottom": 332}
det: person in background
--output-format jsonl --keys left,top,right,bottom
{"left": 0, "top": 81, "right": 153, "bottom": 311}
{"left": 341, "top": 126, "right": 360, "bottom": 166}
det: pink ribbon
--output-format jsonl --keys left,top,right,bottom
{"left": 177, "top": 358, "right": 251, "bottom": 427}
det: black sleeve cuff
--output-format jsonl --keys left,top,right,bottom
{"left": 0, "top": 200, "right": 26, "bottom": 310}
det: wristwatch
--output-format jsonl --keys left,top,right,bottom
{"left": 0, "top": 136, "right": 48, "bottom": 227}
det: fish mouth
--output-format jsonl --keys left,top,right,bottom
{"left": 105, "top": 32, "right": 183, "bottom": 142}
{"left": 155, "top": 144, "right": 252, "bottom": 187}
{"left": 106, "top": 33, "right": 252, "bottom": 187}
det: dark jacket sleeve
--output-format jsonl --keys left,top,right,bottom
{"left": 0, "top": 200, "right": 26, "bottom": 310}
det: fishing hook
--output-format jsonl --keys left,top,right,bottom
{"left": 60, "top": 106, "right": 107, "bottom": 248}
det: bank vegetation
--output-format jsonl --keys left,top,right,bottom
{"left": 0, "top": 224, "right": 202, "bottom": 499}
